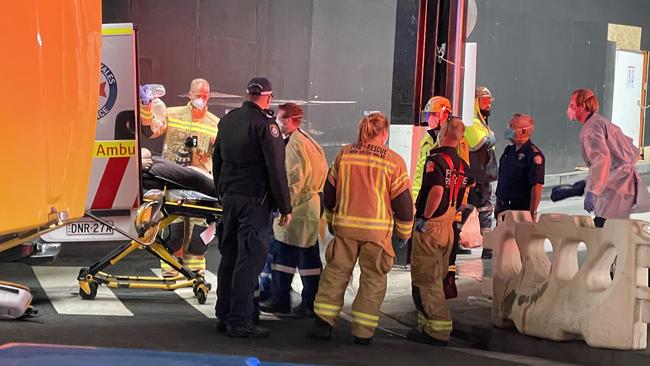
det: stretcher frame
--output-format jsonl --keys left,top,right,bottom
{"left": 77, "top": 188, "right": 222, "bottom": 304}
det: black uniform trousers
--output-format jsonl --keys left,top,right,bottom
{"left": 494, "top": 197, "right": 530, "bottom": 221}
{"left": 468, "top": 182, "right": 494, "bottom": 230}
{"left": 216, "top": 193, "right": 273, "bottom": 327}
{"left": 269, "top": 239, "right": 322, "bottom": 311}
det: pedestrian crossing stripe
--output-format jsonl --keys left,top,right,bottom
{"left": 31, "top": 266, "right": 284, "bottom": 320}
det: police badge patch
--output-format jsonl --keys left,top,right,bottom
{"left": 533, "top": 155, "right": 543, "bottom": 165}
{"left": 270, "top": 124, "right": 280, "bottom": 138}
{"left": 425, "top": 160, "right": 435, "bottom": 173}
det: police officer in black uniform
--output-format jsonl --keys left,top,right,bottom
{"left": 213, "top": 77, "right": 292, "bottom": 338}
{"left": 495, "top": 113, "right": 545, "bottom": 222}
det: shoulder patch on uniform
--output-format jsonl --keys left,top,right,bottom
{"left": 270, "top": 124, "right": 280, "bottom": 138}
{"left": 533, "top": 154, "right": 543, "bottom": 165}
{"left": 425, "top": 160, "right": 435, "bottom": 173}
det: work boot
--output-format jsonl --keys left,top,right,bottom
{"left": 259, "top": 300, "right": 291, "bottom": 315}
{"left": 481, "top": 248, "right": 493, "bottom": 259}
{"left": 307, "top": 317, "right": 333, "bottom": 340}
{"left": 291, "top": 303, "right": 315, "bottom": 318}
{"left": 443, "top": 271, "right": 458, "bottom": 299}
{"left": 354, "top": 336, "right": 373, "bottom": 345}
{"left": 406, "top": 328, "right": 447, "bottom": 346}
{"left": 225, "top": 324, "right": 270, "bottom": 339}
{"left": 216, "top": 319, "right": 226, "bottom": 333}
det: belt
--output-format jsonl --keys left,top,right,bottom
{"left": 496, "top": 198, "right": 528, "bottom": 206}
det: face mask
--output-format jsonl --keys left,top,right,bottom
{"left": 275, "top": 116, "right": 286, "bottom": 133}
{"left": 504, "top": 126, "right": 516, "bottom": 141}
{"left": 566, "top": 106, "right": 576, "bottom": 121}
{"left": 192, "top": 98, "right": 206, "bottom": 110}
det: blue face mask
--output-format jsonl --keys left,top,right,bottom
{"left": 504, "top": 126, "right": 516, "bottom": 141}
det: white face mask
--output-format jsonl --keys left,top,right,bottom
{"left": 192, "top": 98, "right": 206, "bottom": 110}
{"left": 275, "top": 116, "right": 286, "bottom": 131}
{"left": 566, "top": 106, "right": 576, "bottom": 121}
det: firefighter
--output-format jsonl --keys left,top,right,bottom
{"left": 139, "top": 79, "right": 219, "bottom": 276}
{"left": 308, "top": 112, "right": 414, "bottom": 345}
{"left": 464, "top": 86, "right": 498, "bottom": 259}
{"left": 213, "top": 77, "right": 291, "bottom": 338}
{"left": 260, "top": 103, "right": 328, "bottom": 317}
{"left": 408, "top": 118, "right": 470, "bottom": 346}
{"left": 413, "top": 96, "right": 470, "bottom": 299}
{"left": 495, "top": 113, "right": 544, "bottom": 221}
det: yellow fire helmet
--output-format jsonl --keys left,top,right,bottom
{"left": 420, "top": 96, "right": 452, "bottom": 125}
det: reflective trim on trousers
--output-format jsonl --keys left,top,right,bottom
{"left": 298, "top": 268, "right": 322, "bottom": 276}
{"left": 271, "top": 263, "right": 296, "bottom": 274}
{"left": 314, "top": 302, "right": 341, "bottom": 318}
{"left": 417, "top": 312, "right": 453, "bottom": 331}
{"left": 351, "top": 311, "right": 379, "bottom": 328}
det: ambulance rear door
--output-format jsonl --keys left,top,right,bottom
{"left": 41, "top": 23, "right": 140, "bottom": 242}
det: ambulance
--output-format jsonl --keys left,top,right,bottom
{"left": 38, "top": 23, "right": 142, "bottom": 247}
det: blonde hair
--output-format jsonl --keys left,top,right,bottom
{"left": 357, "top": 112, "right": 389, "bottom": 145}
{"left": 190, "top": 78, "right": 209, "bottom": 92}
{"left": 572, "top": 89, "right": 599, "bottom": 113}
{"left": 438, "top": 117, "right": 465, "bottom": 145}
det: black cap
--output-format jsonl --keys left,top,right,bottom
{"left": 246, "top": 77, "right": 273, "bottom": 96}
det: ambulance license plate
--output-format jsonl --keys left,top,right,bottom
{"left": 66, "top": 221, "right": 114, "bottom": 236}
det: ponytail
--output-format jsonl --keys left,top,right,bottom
{"left": 357, "top": 112, "right": 389, "bottom": 146}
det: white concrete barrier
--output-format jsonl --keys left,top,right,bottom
{"left": 485, "top": 211, "right": 650, "bottom": 350}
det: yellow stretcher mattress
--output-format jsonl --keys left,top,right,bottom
{"left": 0, "top": 1, "right": 102, "bottom": 235}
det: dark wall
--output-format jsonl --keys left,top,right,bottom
{"left": 468, "top": 0, "right": 650, "bottom": 173}
{"left": 102, "top": 0, "right": 397, "bottom": 161}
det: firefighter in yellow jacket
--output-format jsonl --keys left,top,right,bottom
{"left": 464, "top": 86, "right": 498, "bottom": 258}
{"left": 413, "top": 96, "right": 469, "bottom": 299}
{"left": 308, "top": 112, "right": 414, "bottom": 345}
{"left": 408, "top": 118, "right": 470, "bottom": 346}
{"left": 139, "top": 78, "right": 219, "bottom": 275}
{"left": 259, "top": 103, "right": 328, "bottom": 316}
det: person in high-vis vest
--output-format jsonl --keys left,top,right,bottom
{"left": 139, "top": 78, "right": 220, "bottom": 276}
{"left": 259, "top": 103, "right": 328, "bottom": 317}
{"left": 414, "top": 96, "right": 470, "bottom": 299}
{"left": 464, "top": 86, "right": 498, "bottom": 259}
{"left": 308, "top": 112, "right": 414, "bottom": 345}
{"left": 408, "top": 118, "right": 470, "bottom": 346}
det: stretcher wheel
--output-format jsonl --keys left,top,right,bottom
{"left": 197, "top": 289, "right": 207, "bottom": 304}
{"left": 194, "top": 284, "right": 209, "bottom": 304}
{"left": 79, "top": 281, "right": 98, "bottom": 300}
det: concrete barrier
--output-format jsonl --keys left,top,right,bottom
{"left": 485, "top": 211, "right": 650, "bottom": 350}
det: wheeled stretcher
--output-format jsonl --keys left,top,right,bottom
{"left": 77, "top": 174, "right": 222, "bottom": 304}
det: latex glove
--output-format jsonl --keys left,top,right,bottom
{"left": 278, "top": 213, "right": 292, "bottom": 227}
{"left": 139, "top": 84, "right": 153, "bottom": 105}
{"left": 484, "top": 134, "right": 496, "bottom": 149}
{"left": 584, "top": 191, "right": 597, "bottom": 213}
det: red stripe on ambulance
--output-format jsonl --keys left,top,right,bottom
{"left": 91, "top": 157, "right": 131, "bottom": 209}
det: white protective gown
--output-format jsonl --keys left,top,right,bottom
{"left": 580, "top": 113, "right": 649, "bottom": 218}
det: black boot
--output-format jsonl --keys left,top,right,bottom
{"left": 354, "top": 336, "right": 373, "bottom": 345}
{"left": 225, "top": 324, "right": 270, "bottom": 339}
{"left": 307, "top": 317, "right": 333, "bottom": 340}
{"left": 406, "top": 328, "right": 447, "bottom": 346}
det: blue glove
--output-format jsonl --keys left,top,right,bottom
{"left": 139, "top": 84, "right": 153, "bottom": 105}
{"left": 484, "top": 134, "right": 496, "bottom": 149}
{"left": 584, "top": 191, "right": 597, "bottom": 213}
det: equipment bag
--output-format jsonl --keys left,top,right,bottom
{"left": 0, "top": 281, "right": 36, "bottom": 320}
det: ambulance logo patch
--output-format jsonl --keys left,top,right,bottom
{"left": 270, "top": 124, "right": 280, "bottom": 138}
{"left": 425, "top": 161, "right": 435, "bottom": 173}
{"left": 98, "top": 63, "right": 118, "bottom": 120}
{"left": 534, "top": 155, "right": 543, "bottom": 165}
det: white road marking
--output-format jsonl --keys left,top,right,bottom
{"left": 150, "top": 268, "right": 218, "bottom": 319}
{"left": 32, "top": 266, "right": 133, "bottom": 316}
